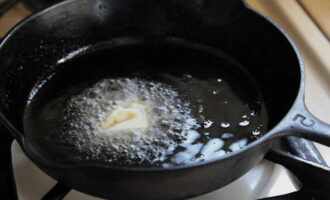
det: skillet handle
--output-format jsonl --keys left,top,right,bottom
{"left": 286, "top": 102, "right": 330, "bottom": 146}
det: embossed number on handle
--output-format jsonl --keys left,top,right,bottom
{"left": 293, "top": 114, "right": 315, "bottom": 127}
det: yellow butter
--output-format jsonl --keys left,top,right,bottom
{"left": 101, "top": 103, "right": 148, "bottom": 132}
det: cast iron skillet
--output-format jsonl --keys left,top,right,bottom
{"left": 0, "top": 0, "right": 329, "bottom": 199}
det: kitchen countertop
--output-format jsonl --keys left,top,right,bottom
{"left": 298, "top": 0, "right": 330, "bottom": 40}
{"left": 0, "top": 2, "right": 30, "bottom": 36}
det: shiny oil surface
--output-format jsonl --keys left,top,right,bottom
{"left": 24, "top": 39, "right": 268, "bottom": 168}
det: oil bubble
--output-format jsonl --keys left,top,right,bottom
{"left": 220, "top": 122, "right": 230, "bottom": 128}
{"left": 239, "top": 120, "right": 250, "bottom": 126}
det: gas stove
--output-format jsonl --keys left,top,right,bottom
{"left": 0, "top": 0, "right": 329, "bottom": 199}
{"left": 9, "top": 137, "right": 329, "bottom": 200}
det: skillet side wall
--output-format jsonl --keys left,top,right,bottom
{"left": 38, "top": 142, "right": 270, "bottom": 200}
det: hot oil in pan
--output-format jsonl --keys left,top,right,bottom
{"left": 24, "top": 40, "right": 268, "bottom": 168}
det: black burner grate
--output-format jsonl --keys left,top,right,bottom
{"left": 261, "top": 138, "right": 330, "bottom": 200}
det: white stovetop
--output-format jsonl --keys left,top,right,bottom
{"left": 3, "top": 0, "right": 330, "bottom": 199}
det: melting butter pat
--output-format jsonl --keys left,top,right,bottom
{"left": 101, "top": 103, "right": 148, "bottom": 132}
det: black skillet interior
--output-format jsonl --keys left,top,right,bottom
{"left": 22, "top": 37, "right": 272, "bottom": 167}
